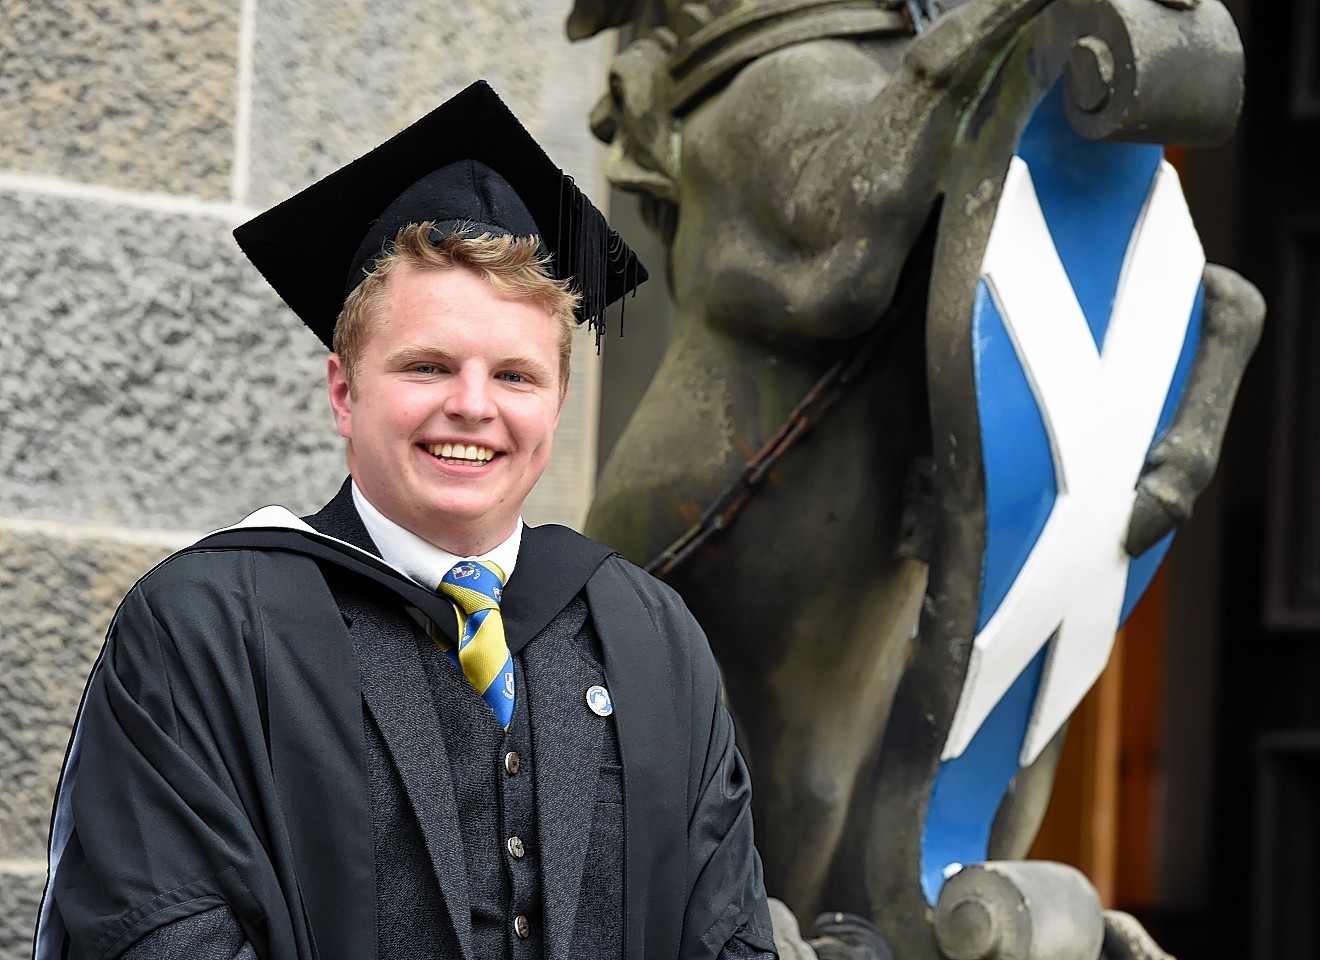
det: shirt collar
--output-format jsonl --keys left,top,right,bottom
{"left": 350, "top": 480, "right": 522, "bottom": 589}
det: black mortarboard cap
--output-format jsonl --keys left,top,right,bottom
{"left": 233, "top": 80, "right": 647, "bottom": 349}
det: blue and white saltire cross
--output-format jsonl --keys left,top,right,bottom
{"left": 435, "top": 560, "right": 516, "bottom": 729}
{"left": 920, "top": 86, "right": 1206, "bottom": 900}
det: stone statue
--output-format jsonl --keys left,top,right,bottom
{"left": 569, "top": 1, "right": 1265, "bottom": 957}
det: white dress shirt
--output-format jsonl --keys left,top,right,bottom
{"left": 351, "top": 480, "right": 522, "bottom": 589}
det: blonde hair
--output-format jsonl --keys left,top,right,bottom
{"left": 334, "top": 222, "right": 580, "bottom": 391}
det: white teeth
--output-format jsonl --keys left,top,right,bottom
{"left": 427, "top": 443, "right": 494, "bottom": 462}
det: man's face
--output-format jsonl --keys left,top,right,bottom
{"left": 327, "top": 264, "right": 564, "bottom": 555}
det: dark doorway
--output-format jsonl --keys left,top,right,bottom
{"left": 1179, "top": 0, "right": 1320, "bottom": 956}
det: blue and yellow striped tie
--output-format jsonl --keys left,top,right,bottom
{"left": 435, "top": 561, "right": 515, "bottom": 729}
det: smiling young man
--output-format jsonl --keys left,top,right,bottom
{"left": 327, "top": 228, "right": 571, "bottom": 558}
{"left": 36, "top": 82, "right": 776, "bottom": 960}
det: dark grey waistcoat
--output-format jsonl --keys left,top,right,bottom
{"left": 340, "top": 560, "right": 626, "bottom": 960}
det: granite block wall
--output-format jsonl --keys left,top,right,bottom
{"left": 0, "top": 2, "right": 610, "bottom": 954}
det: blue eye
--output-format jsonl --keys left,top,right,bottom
{"left": 414, "top": 363, "right": 439, "bottom": 375}
{"left": 499, "top": 372, "right": 525, "bottom": 383}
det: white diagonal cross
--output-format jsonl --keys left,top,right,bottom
{"left": 941, "top": 156, "right": 1204, "bottom": 766}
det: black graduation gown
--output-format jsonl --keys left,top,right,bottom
{"left": 35, "top": 492, "right": 774, "bottom": 960}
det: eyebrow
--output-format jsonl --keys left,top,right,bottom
{"left": 383, "top": 344, "right": 554, "bottom": 379}
{"left": 494, "top": 354, "right": 555, "bottom": 378}
{"left": 383, "top": 344, "right": 459, "bottom": 367}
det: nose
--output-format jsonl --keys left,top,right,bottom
{"left": 443, "top": 366, "right": 497, "bottom": 422}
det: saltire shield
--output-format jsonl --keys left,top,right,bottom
{"left": 915, "top": 23, "right": 1206, "bottom": 903}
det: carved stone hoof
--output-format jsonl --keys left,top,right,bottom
{"left": 1125, "top": 471, "right": 1192, "bottom": 556}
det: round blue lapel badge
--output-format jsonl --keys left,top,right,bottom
{"left": 585, "top": 684, "right": 613, "bottom": 717}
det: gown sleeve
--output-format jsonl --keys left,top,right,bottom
{"left": 681, "top": 632, "right": 777, "bottom": 959}
{"left": 46, "top": 551, "right": 306, "bottom": 960}
{"left": 591, "top": 558, "right": 777, "bottom": 959}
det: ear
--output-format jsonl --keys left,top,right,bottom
{"left": 327, "top": 353, "right": 354, "bottom": 440}
{"left": 556, "top": 370, "right": 570, "bottom": 422}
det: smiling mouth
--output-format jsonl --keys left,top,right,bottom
{"left": 423, "top": 442, "right": 496, "bottom": 465}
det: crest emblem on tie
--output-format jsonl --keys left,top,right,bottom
{"left": 452, "top": 562, "right": 478, "bottom": 580}
{"left": 493, "top": 586, "right": 502, "bottom": 602}
{"left": 504, "top": 671, "right": 515, "bottom": 699}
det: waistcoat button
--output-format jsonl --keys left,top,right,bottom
{"left": 504, "top": 751, "right": 521, "bottom": 775}
{"left": 507, "top": 836, "right": 526, "bottom": 859}
{"left": 513, "top": 915, "right": 531, "bottom": 939}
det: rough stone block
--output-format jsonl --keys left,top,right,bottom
{"left": 0, "top": 521, "right": 183, "bottom": 862}
{"left": 247, "top": 0, "right": 612, "bottom": 208}
{"left": 0, "top": 0, "right": 239, "bottom": 198}
{"left": 0, "top": 189, "right": 346, "bottom": 530}
{"left": 0, "top": 863, "right": 44, "bottom": 960}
